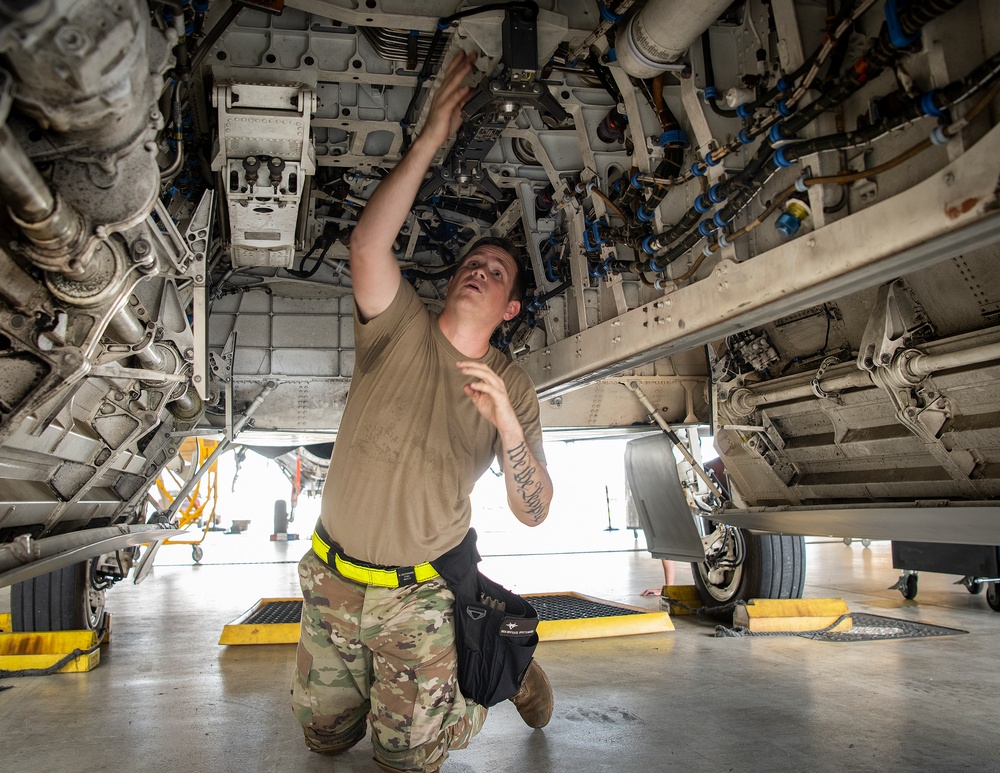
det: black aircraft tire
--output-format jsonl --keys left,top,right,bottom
{"left": 11, "top": 561, "right": 105, "bottom": 632}
{"left": 691, "top": 530, "right": 806, "bottom": 609}
{"left": 274, "top": 499, "right": 289, "bottom": 534}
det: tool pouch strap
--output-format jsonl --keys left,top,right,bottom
{"left": 432, "top": 528, "right": 539, "bottom": 707}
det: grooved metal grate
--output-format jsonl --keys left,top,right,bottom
{"left": 244, "top": 600, "right": 302, "bottom": 625}
{"left": 801, "top": 613, "right": 967, "bottom": 642}
{"left": 529, "top": 595, "right": 643, "bottom": 621}
{"left": 243, "top": 595, "right": 650, "bottom": 626}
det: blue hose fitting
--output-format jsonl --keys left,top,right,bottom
{"left": 775, "top": 199, "right": 811, "bottom": 238}
{"left": 738, "top": 128, "right": 753, "bottom": 145}
{"left": 885, "top": 0, "right": 920, "bottom": 49}
{"left": 921, "top": 90, "right": 944, "bottom": 117}
{"left": 694, "top": 194, "right": 712, "bottom": 214}
{"left": 630, "top": 172, "right": 643, "bottom": 189}
{"left": 768, "top": 123, "right": 786, "bottom": 144}
{"left": 708, "top": 184, "right": 725, "bottom": 204}
{"left": 703, "top": 86, "right": 719, "bottom": 103}
{"left": 698, "top": 219, "right": 717, "bottom": 237}
{"left": 712, "top": 211, "right": 730, "bottom": 229}
{"left": 705, "top": 150, "right": 721, "bottom": 167}
{"left": 778, "top": 76, "right": 793, "bottom": 92}
{"left": 691, "top": 162, "right": 706, "bottom": 177}
{"left": 636, "top": 205, "right": 654, "bottom": 222}
{"left": 775, "top": 147, "right": 795, "bottom": 168}
{"left": 777, "top": 100, "right": 793, "bottom": 117}
{"left": 737, "top": 103, "right": 755, "bottom": 119}
{"left": 642, "top": 235, "right": 659, "bottom": 255}
{"left": 658, "top": 129, "right": 689, "bottom": 147}
{"left": 599, "top": 2, "right": 624, "bottom": 23}
{"left": 930, "top": 125, "right": 951, "bottom": 145}
{"left": 775, "top": 211, "right": 801, "bottom": 238}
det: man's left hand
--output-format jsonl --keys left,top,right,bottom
{"left": 456, "top": 360, "right": 522, "bottom": 439}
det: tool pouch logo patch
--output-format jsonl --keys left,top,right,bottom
{"left": 498, "top": 617, "right": 537, "bottom": 637}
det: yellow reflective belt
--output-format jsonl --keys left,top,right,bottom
{"left": 311, "top": 531, "right": 439, "bottom": 588}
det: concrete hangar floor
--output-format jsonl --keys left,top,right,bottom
{"left": 1, "top": 529, "right": 998, "bottom": 772}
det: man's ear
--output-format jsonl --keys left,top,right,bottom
{"left": 503, "top": 299, "right": 521, "bottom": 322}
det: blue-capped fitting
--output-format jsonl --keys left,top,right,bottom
{"left": 705, "top": 150, "right": 722, "bottom": 167}
{"left": 605, "top": 48, "right": 617, "bottom": 63}
{"left": 437, "top": 19, "right": 450, "bottom": 30}
{"left": 737, "top": 103, "right": 755, "bottom": 119}
{"left": 399, "top": 119, "right": 411, "bottom": 129}
{"left": 777, "top": 100, "right": 793, "bottom": 117}
{"left": 193, "top": 0, "right": 209, "bottom": 11}
{"left": 547, "top": 233, "right": 559, "bottom": 246}
{"left": 589, "top": 261, "right": 609, "bottom": 278}
{"left": 769, "top": 123, "right": 786, "bottom": 144}
{"left": 698, "top": 219, "right": 717, "bottom": 237}
{"left": 703, "top": 86, "right": 719, "bottom": 103}
{"left": 930, "top": 125, "right": 951, "bottom": 145}
{"left": 921, "top": 90, "right": 944, "bottom": 117}
{"left": 885, "top": 0, "right": 920, "bottom": 49}
{"left": 658, "top": 129, "right": 689, "bottom": 147}
{"left": 775, "top": 211, "right": 802, "bottom": 238}
{"left": 599, "top": 2, "right": 624, "bottom": 23}
{"left": 648, "top": 257, "right": 665, "bottom": 273}
{"left": 694, "top": 194, "right": 712, "bottom": 214}
{"left": 778, "top": 76, "right": 793, "bottom": 92}
{"left": 738, "top": 128, "right": 753, "bottom": 145}
{"left": 712, "top": 211, "right": 730, "bottom": 229}
{"left": 703, "top": 243, "right": 716, "bottom": 257}
{"left": 636, "top": 205, "right": 655, "bottom": 222}
{"left": 795, "top": 175, "right": 809, "bottom": 193}
{"left": 718, "top": 232, "right": 733, "bottom": 248}
{"left": 642, "top": 235, "right": 659, "bottom": 255}
{"left": 630, "top": 172, "right": 643, "bottom": 189}
{"left": 691, "top": 162, "right": 706, "bottom": 177}
{"left": 775, "top": 147, "right": 795, "bottom": 168}
{"left": 709, "top": 183, "right": 725, "bottom": 204}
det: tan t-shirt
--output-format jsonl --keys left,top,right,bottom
{"left": 318, "top": 279, "right": 545, "bottom": 566}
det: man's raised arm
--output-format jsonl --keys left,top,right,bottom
{"left": 348, "top": 51, "right": 476, "bottom": 321}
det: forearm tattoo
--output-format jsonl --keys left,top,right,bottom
{"left": 506, "top": 442, "right": 547, "bottom": 523}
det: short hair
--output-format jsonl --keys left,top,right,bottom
{"left": 463, "top": 236, "right": 528, "bottom": 302}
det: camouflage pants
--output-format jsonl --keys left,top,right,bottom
{"left": 291, "top": 550, "right": 487, "bottom": 771}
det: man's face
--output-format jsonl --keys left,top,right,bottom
{"left": 446, "top": 245, "right": 522, "bottom": 325}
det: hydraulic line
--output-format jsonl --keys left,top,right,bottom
{"left": 637, "top": 0, "right": 979, "bottom": 269}
{"left": 782, "top": 0, "right": 968, "bottom": 138}
{"left": 701, "top": 30, "right": 738, "bottom": 119}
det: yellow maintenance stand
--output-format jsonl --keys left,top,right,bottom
{"left": 155, "top": 437, "right": 221, "bottom": 562}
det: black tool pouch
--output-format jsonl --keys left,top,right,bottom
{"left": 433, "top": 529, "right": 539, "bottom": 707}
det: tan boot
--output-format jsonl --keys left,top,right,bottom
{"left": 510, "top": 659, "right": 554, "bottom": 728}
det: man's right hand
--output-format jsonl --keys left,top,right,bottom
{"left": 419, "top": 50, "right": 477, "bottom": 147}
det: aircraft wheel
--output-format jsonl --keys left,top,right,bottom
{"left": 691, "top": 527, "right": 806, "bottom": 609}
{"left": 986, "top": 582, "right": 1000, "bottom": 612}
{"left": 901, "top": 573, "right": 918, "bottom": 600}
{"left": 11, "top": 560, "right": 106, "bottom": 632}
